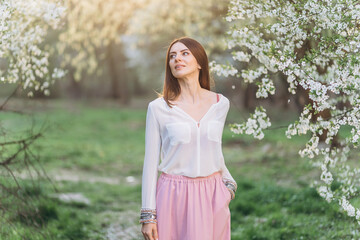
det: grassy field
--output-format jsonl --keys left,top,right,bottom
{"left": 0, "top": 97, "right": 359, "bottom": 240}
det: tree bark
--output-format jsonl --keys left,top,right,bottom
{"left": 244, "top": 83, "right": 257, "bottom": 110}
{"left": 107, "top": 41, "right": 130, "bottom": 104}
{"left": 68, "top": 68, "right": 82, "bottom": 99}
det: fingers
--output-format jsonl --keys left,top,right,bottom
{"left": 142, "top": 231, "right": 152, "bottom": 240}
{"left": 141, "top": 223, "right": 150, "bottom": 240}
{"left": 141, "top": 228, "right": 152, "bottom": 240}
{"left": 153, "top": 226, "right": 159, "bottom": 240}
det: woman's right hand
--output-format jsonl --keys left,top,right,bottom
{"left": 141, "top": 222, "right": 158, "bottom": 240}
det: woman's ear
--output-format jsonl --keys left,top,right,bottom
{"left": 198, "top": 65, "right": 201, "bottom": 69}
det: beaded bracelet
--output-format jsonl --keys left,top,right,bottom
{"left": 222, "top": 178, "right": 237, "bottom": 200}
{"left": 139, "top": 208, "right": 157, "bottom": 224}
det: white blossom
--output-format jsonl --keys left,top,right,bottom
{"left": 232, "top": 51, "right": 251, "bottom": 62}
{"left": 230, "top": 106, "right": 271, "bottom": 140}
{"left": 317, "top": 186, "right": 334, "bottom": 203}
{"left": 223, "top": 0, "right": 360, "bottom": 225}
{"left": 209, "top": 61, "right": 238, "bottom": 77}
{"left": 1, "top": 0, "right": 66, "bottom": 95}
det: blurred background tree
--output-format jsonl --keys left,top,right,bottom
{"left": 55, "top": 0, "right": 145, "bottom": 103}
{"left": 3, "top": 0, "right": 240, "bottom": 104}
{"left": 2, "top": 0, "right": 360, "bottom": 238}
{"left": 0, "top": 0, "right": 65, "bottom": 238}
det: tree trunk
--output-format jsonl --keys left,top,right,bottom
{"left": 68, "top": 68, "right": 82, "bottom": 98}
{"left": 107, "top": 41, "right": 130, "bottom": 104}
{"left": 132, "top": 75, "right": 145, "bottom": 95}
{"left": 244, "top": 84, "right": 257, "bottom": 111}
{"left": 107, "top": 41, "right": 120, "bottom": 99}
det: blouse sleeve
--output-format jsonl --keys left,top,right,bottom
{"left": 221, "top": 159, "right": 238, "bottom": 201}
{"left": 220, "top": 97, "right": 238, "bottom": 200}
{"left": 139, "top": 102, "right": 161, "bottom": 224}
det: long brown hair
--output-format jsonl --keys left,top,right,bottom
{"left": 159, "top": 37, "right": 213, "bottom": 108}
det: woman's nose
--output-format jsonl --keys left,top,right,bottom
{"left": 174, "top": 54, "right": 181, "bottom": 62}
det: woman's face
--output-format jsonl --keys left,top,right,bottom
{"left": 168, "top": 42, "right": 201, "bottom": 79}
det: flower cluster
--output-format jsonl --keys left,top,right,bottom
{"left": 232, "top": 51, "right": 251, "bottom": 62}
{"left": 317, "top": 185, "right": 334, "bottom": 203}
{"left": 256, "top": 77, "right": 275, "bottom": 98}
{"left": 219, "top": 0, "right": 360, "bottom": 225}
{"left": 0, "top": 0, "right": 66, "bottom": 96}
{"left": 209, "top": 61, "right": 238, "bottom": 78}
{"left": 339, "top": 197, "right": 357, "bottom": 218}
{"left": 230, "top": 106, "right": 271, "bottom": 140}
{"left": 240, "top": 66, "right": 267, "bottom": 84}
{"left": 285, "top": 105, "right": 312, "bottom": 138}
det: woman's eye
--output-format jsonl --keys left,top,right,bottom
{"left": 170, "top": 54, "right": 176, "bottom": 59}
{"left": 183, "top": 52, "right": 189, "bottom": 56}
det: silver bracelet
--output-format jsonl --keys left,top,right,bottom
{"left": 139, "top": 208, "right": 157, "bottom": 224}
{"left": 222, "top": 178, "right": 237, "bottom": 193}
{"left": 222, "top": 179, "right": 237, "bottom": 200}
{"left": 225, "top": 182, "right": 237, "bottom": 193}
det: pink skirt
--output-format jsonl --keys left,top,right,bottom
{"left": 156, "top": 170, "right": 231, "bottom": 240}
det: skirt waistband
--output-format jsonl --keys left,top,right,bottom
{"left": 159, "top": 171, "right": 222, "bottom": 182}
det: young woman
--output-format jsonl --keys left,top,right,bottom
{"left": 139, "top": 37, "right": 237, "bottom": 240}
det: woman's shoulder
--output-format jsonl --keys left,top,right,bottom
{"left": 219, "top": 93, "right": 229, "bottom": 103}
{"left": 204, "top": 89, "right": 228, "bottom": 98}
{"left": 148, "top": 96, "right": 166, "bottom": 109}
{"left": 207, "top": 90, "right": 229, "bottom": 104}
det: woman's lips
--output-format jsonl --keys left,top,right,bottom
{"left": 175, "top": 65, "right": 185, "bottom": 70}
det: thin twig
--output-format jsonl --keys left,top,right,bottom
{"left": 0, "top": 133, "right": 42, "bottom": 147}
{"left": 0, "top": 85, "right": 20, "bottom": 110}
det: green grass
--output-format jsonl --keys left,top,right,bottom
{"left": 0, "top": 98, "right": 359, "bottom": 239}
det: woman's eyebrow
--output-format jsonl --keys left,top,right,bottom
{"left": 169, "top": 48, "right": 189, "bottom": 54}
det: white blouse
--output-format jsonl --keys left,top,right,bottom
{"left": 141, "top": 93, "right": 236, "bottom": 211}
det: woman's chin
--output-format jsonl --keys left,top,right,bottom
{"left": 172, "top": 73, "right": 185, "bottom": 79}
{"left": 172, "top": 71, "right": 193, "bottom": 79}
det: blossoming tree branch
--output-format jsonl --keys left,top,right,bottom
{"left": 211, "top": 0, "right": 360, "bottom": 223}
{"left": 0, "top": 0, "right": 65, "bottom": 97}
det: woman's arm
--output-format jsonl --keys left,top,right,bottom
{"left": 221, "top": 97, "right": 237, "bottom": 200}
{"left": 139, "top": 102, "right": 162, "bottom": 224}
{"left": 221, "top": 166, "right": 238, "bottom": 200}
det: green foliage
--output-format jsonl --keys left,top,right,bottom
{"left": 230, "top": 178, "right": 358, "bottom": 239}
{"left": 56, "top": 210, "right": 90, "bottom": 240}
{"left": 1, "top": 99, "right": 359, "bottom": 239}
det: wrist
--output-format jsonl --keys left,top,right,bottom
{"left": 222, "top": 178, "right": 237, "bottom": 200}
{"left": 227, "top": 188, "right": 235, "bottom": 200}
{"left": 139, "top": 208, "right": 157, "bottom": 224}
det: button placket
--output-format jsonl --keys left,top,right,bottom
{"left": 196, "top": 122, "right": 200, "bottom": 174}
